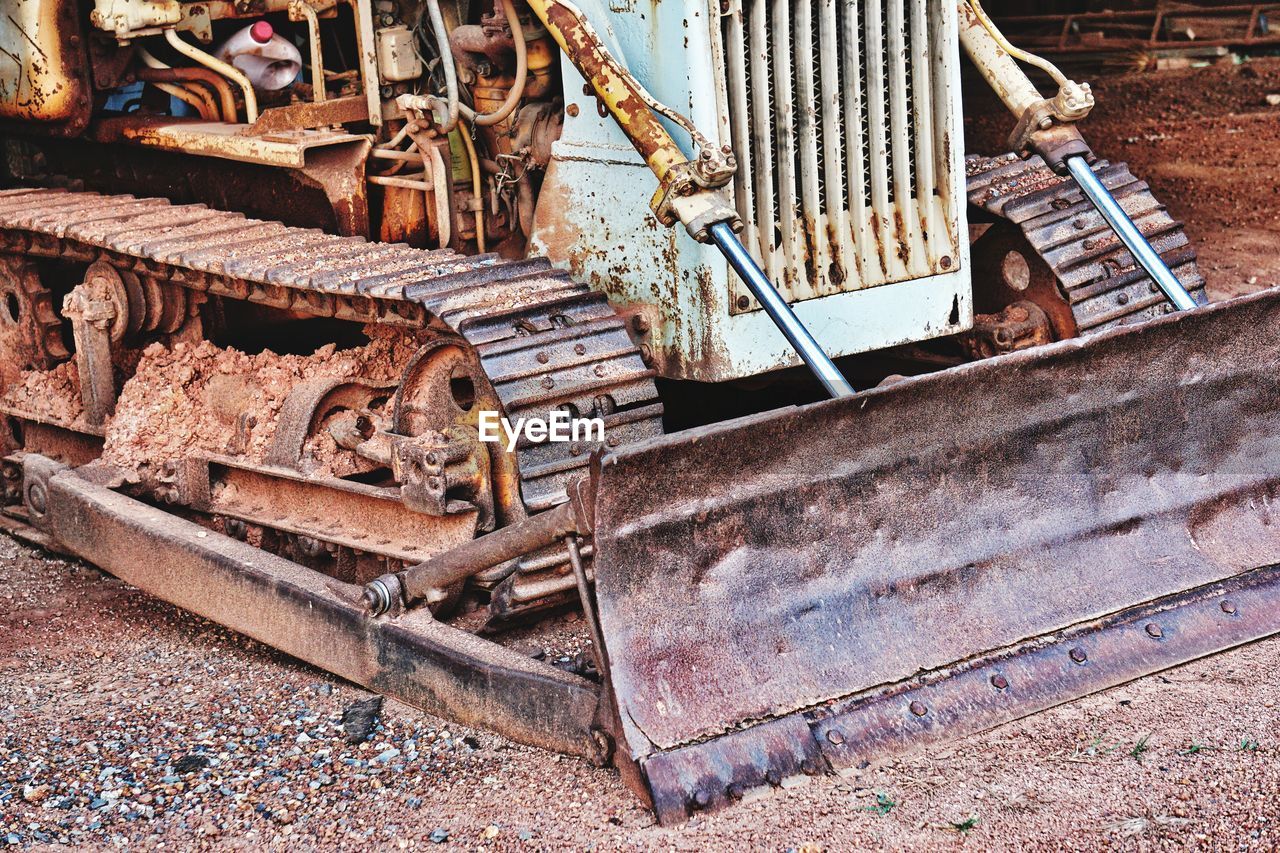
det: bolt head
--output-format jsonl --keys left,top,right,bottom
{"left": 990, "top": 674, "right": 1009, "bottom": 690}
{"left": 909, "top": 700, "right": 928, "bottom": 717}
{"left": 826, "top": 729, "right": 845, "bottom": 745}
{"left": 1069, "top": 647, "right": 1088, "bottom": 664}
{"left": 1221, "top": 600, "right": 1237, "bottom": 615}
{"left": 26, "top": 482, "right": 47, "bottom": 514}
{"left": 1145, "top": 623, "right": 1163, "bottom": 639}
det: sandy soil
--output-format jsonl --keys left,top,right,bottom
{"left": 1, "top": 537, "right": 1278, "bottom": 850}
{"left": 4, "top": 58, "right": 1280, "bottom": 852}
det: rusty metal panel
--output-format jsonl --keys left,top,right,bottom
{"left": 0, "top": 0, "right": 91, "bottom": 135}
{"left": 43, "top": 468, "right": 602, "bottom": 759}
{"left": 592, "top": 286, "right": 1280, "bottom": 762}
{"left": 641, "top": 562, "right": 1280, "bottom": 824}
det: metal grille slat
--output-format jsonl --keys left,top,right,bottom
{"left": 817, "top": 0, "right": 850, "bottom": 290}
{"left": 769, "top": 0, "right": 800, "bottom": 293}
{"left": 793, "top": 0, "right": 824, "bottom": 301}
{"left": 722, "top": 0, "right": 959, "bottom": 311}
{"left": 747, "top": 0, "right": 780, "bottom": 285}
{"left": 725, "top": 4, "right": 760, "bottom": 264}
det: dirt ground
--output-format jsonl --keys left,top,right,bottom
{"left": 5, "top": 56, "right": 1280, "bottom": 852}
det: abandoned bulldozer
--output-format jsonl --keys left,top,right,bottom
{"left": 2, "top": 0, "right": 1277, "bottom": 823}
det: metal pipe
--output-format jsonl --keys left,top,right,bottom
{"left": 164, "top": 29, "right": 258, "bottom": 123}
{"left": 709, "top": 222, "right": 854, "bottom": 399}
{"left": 291, "top": 0, "right": 327, "bottom": 103}
{"left": 456, "top": 0, "right": 529, "bottom": 127}
{"left": 1065, "top": 156, "right": 1198, "bottom": 312}
{"left": 458, "top": 124, "right": 487, "bottom": 252}
{"left": 143, "top": 78, "right": 217, "bottom": 121}
{"left": 135, "top": 66, "right": 236, "bottom": 122}
{"left": 423, "top": 0, "right": 461, "bottom": 132}
{"left": 367, "top": 498, "right": 584, "bottom": 613}
{"left": 566, "top": 536, "right": 606, "bottom": 674}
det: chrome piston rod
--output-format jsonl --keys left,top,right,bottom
{"left": 709, "top": 222, "right": 855, "bottom": 399}
{"left": 1065, "top": 155, "right": 1199, "bottom": 312}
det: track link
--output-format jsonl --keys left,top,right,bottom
{"left": 966, "top": 153, "right": 1208, "bottom": 333}
{"left": 0, "top": 187, "right": 664, "bottom": 512}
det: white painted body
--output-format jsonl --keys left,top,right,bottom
{"left": 530, "top": 0, "right": 973, "bottom": 383}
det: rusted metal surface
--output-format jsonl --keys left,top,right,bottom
{"left": 967, "top": 153, "right": 1207, "bottom": 335}
{"left": 201, "top": 457, "right": 480, "bottom": 574}
{"left": 248, "top": 95, "right": 372, "bottom": 134}
{"left": 644, "top": 562, "right": 1280, "bottom": 824}
{"left": 0, "top": 0, "right": 91, "bottom": 136}
{"left": 590, "top": 285, "right": 1280, "bottom": 819}
{"left": 0, "top": 185, "right": 663, "bottom": 513}
{"left": 527, "top": 0, "right": 686, "bottom": 184}
{"left": 993, "top": 5, "right": 1280, "bottom": 54}
{"left": 0, "top": 256, "right": 67, "bottom": 391}
{"left": 38, "top": 464, "right": 603, "bottom": 759}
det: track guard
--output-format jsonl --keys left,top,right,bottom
{"left": 590, "top": 287, "right": 1280, "bottom": 823}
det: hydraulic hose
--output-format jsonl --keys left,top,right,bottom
{"left": 423, "top": 0, "right": 461, "bottom": 132}
{"left": 456, "top": 0, "right": 528, "bottom": 126}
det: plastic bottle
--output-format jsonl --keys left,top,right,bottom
{"left": 214, "top": 21, "right": 302, "bottom": 91}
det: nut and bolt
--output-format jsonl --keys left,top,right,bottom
{"left": 736, "top": 295, "right": 751, "bottom": 310}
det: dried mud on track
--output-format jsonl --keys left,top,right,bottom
{"left": 2, "top": 537, "right": 1279, "bottom": 850}
{"left": 5, "top": 61, "right": 1280, "bottom": 850}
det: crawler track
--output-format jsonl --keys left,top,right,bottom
{"left": 0, "top": 187, "right": 664, "bottom": 513}
{"left": 966, "top": 153, "right": 1208, "bottom": 333}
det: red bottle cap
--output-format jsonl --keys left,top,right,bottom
{"left": 250, "top": 21, "right": 273, "bottom": 43}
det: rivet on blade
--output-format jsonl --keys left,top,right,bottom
{"left": 1145, "top": 623, "right": 1163, "bottom": 638}
{"left": 990, "top": 674, "right": 1009, "bottom": 690}
{"left": 1221, "top": 600, "right": 1237, "bottom": 615}
{"left": 909, "top": 700, "right": 928, "bottom": 717}
{"left": 825, "top": 729, "right": 845, "bottom": 745}
{"left": 1069, "top": 647, "right": 1088, "bottom": 664}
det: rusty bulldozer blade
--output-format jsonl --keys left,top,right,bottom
{"left": 590, "top": 286, "right": 1280, "bottom": 824}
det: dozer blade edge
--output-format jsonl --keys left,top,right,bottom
{"left": 590, "top": 285, "right": 1280, "bottom": 824}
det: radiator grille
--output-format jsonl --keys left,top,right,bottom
{"left": 718, "top": 0, "right": 960, "bottom": 312}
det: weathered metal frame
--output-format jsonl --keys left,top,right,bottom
{"left": 37, "top": 465, "right": 605, "bottom": 760}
